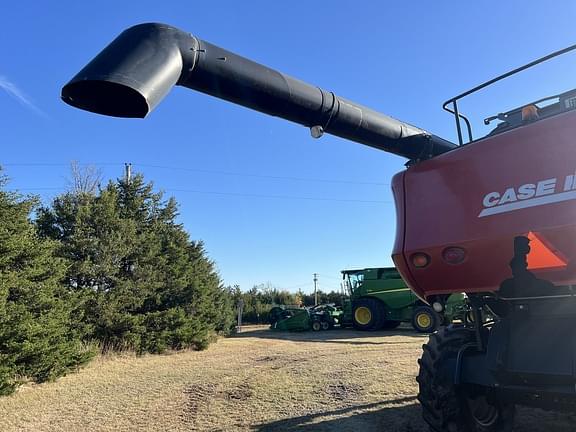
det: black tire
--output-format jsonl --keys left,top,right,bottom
{"left": 352, "top": 298, "right": 385, "bottom": 331}
{"left": 381, "top": 320, "right": 401, "bottom": 330}
{"left": 311, "top": 320, "right": 322, "bottom": 331}
{"left": 320, "top": 320, "right": 330, "bottom": 331}
{"left": 412, "top": 306, "right": 440, "bottom": 333}
{"left": 417, "top": 327, "right": 515, "bottom": 432}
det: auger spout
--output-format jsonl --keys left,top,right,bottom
{"left": 62, "top": 23, "right": 456, "bottom": 160}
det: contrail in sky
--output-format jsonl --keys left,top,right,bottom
{"left": 0, "top": 75, "right": 48, "bottom": 118}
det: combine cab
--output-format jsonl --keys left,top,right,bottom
{"left": 61, "top": 24, "right": 576, "bottom": 430}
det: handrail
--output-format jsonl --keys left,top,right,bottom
{"left": 442, "top": 42, "right": 576, "bottom": 145}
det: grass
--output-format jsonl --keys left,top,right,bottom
{"left": 1, "top": 326, "right": 575, "bottom": 431}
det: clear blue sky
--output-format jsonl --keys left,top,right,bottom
{"left": 2, "top": 1, "right": 576, "bottom": 293}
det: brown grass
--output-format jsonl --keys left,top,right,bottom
{"left": 0, "top": 325, "right": 574, "bottom": 431}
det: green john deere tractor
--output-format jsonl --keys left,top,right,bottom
{"left": 341, "top": 268, "right": 466, "bottom": 332}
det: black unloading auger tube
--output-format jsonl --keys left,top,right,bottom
{"left": 62, "top": 23, "right": 456, "bottom": 160}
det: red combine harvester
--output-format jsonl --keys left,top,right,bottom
{"left": 62, "top": 23, "right": 576, "bottom": 431}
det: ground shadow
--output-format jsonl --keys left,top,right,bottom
{"left": 252, "top": 397, "right": 425, "bottom": 432}
{"left": 233, "top": 325, "right": 430, "bottom": 345}
{"left": 252, "top": 400, "right": 576, "bottom": 432}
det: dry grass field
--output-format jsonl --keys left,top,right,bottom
{"left": 1, "top": 325, "right": 575, "bottom": 431}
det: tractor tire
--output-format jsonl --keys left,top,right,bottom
{"left": 352, "top": 298, "right": 385, "bottom": 331}
{"left": 417, "top": 326, "right": 515, "bottom": 432}
{"left": 311, "top": 320, "right": 322, "bottom": 331}
{"left": 381, "top": 320, "right": 401, "bottom": 330}
{"left": 412, "top": 306, "right": 440, "bottom": 333}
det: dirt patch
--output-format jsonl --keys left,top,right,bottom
{"left": 181, "top": 383, "right": 217, "bottom": 426}
{"left": 225, "top": 382, "right": 254, "bottom": 401}
{"left": 325, "top": 382, "right": 363, "bottom": 402}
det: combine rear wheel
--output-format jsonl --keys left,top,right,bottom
{"left": 417, "top": 327, "right": 515, "bottom": 432}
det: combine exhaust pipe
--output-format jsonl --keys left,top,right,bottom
{"left": 62, "top": 23, "right": 456, "bottom": 160}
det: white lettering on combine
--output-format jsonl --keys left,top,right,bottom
{"left": 479, "top": 174, "right": 576, "bottom": 218}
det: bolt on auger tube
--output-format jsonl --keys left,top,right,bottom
{"left": 62, "top": 23, "right": 456, "bottom": 160}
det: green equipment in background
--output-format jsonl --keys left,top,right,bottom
{"left": 340, "top": 268, "right": 466, "bottom": 333}
{"left": 269, "top": 304, "right": 343, "bottom": 332}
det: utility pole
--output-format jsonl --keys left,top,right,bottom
{"left": 125, "top": 162, "right": 132, "bottom": 184}
{"left": 236, "top": 298, "right": 244, "bottom": 333}
{"left": 314, "top": 273, "right": 318, "bottom": 306}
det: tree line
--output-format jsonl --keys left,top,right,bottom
{"left": 0, "top": 171, "right": 235, "bottom": 395}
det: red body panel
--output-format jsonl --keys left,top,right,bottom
{"left": 392, "top": 110, "right": 576, "bottom": 299}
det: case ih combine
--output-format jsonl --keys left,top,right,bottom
{"left": 61, "top": 23, "right": 576, "bottom": 431}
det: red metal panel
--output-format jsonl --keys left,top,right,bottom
{"left": 391, "top": 171, "right": 425, "bottom": 299}
{"left": 393, "top": 110, "right": 576, "bottom": 298}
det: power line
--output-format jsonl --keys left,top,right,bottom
{"left": 137, "top": 163, "right": 389, "bottom": 186}
{"left": 165, "top": 188, "right": 390, "bottom": 203}
{"left": 2, "top": 162, "right": 389, "bottom": 186}
{"left": 316, "top": 273, "right": 343, "bottom": 281}
{"left": 2, "top": 162, "right": 122, "bottom": 167}
{"left": 16, "top": 186, "right": 390, "bottom": 204}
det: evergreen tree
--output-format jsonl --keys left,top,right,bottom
{"left": 37, "top": 173, "right": 235, "bottom": 354}
{"left": 0, "top": 178, "right": 92, "bottom": 395}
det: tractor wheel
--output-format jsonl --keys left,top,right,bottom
{"left": 381, "top": 320, "right": 401, "bottom": 330}
{"left": 311, "top": 320, "right": 322, "bottom": 331}
{"left": 320, "top": 321, "right": 330, "bottom": 331}
{"left": 352, "top": 298, "right": 385, "bottom": 331}
{"left": 412, "top": 306, "right": 439, "bottom": 333}
{"left": 417, "top": 326, "right": 515, "bottom": 432}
